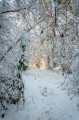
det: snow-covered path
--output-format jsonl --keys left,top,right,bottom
{"left": 2, "top": 70, "right": 79, "bottom": 120}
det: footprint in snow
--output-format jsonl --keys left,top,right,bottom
{"left": 42, "top": 87, "right": 48, "bottom": 97}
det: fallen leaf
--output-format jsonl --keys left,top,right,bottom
{"left": 61, "top": 33, "right": 64, "bottom": 38}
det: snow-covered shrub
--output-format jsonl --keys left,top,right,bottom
{"left": 68, "top": 52, "right": 79, "bottom": 94}
{"left": 54, "top": 0, "right": 79, "bottom": 109}
{"left": 0, "top": 1, "right": 25, "bottom": 117}
{"left": 0, "top": 76, "right": 23, "bottom": 117}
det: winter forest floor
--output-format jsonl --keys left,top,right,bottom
{"left": 1, "top": 70, "right": 79, "bottom": 120}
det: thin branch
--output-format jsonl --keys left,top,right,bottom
{"left": 0, "top": 39, "right": 21, "bottom": 62}
{"left": 1, "top": 7, "right": 28, "bottom": 14}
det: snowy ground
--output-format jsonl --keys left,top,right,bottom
{"left": 1, "top": 70, "right": 79, "bottom": 120}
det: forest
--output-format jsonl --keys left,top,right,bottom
{"left": 0, "top": 0, "right": 79, "bottom": 120}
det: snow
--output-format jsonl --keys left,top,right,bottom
{"left": 1, "top": 70, "right": 79, "bottom": 120}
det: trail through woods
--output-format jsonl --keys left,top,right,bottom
{"left": 1, "top": 70, "right": 79, "bottom": 120}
